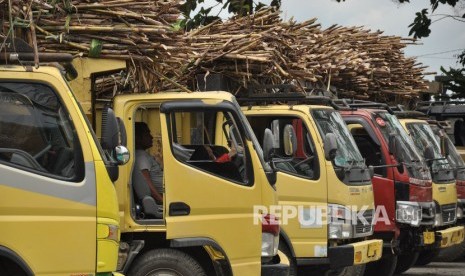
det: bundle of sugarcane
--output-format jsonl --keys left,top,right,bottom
{"left": 179, "top": 9, "right": 322, "bottom": 94}
{"left": 178, "top": 8, "right": 430, "bottom": 104}
{"left": 1, "top": 0, "right": 185, "bottom": 92}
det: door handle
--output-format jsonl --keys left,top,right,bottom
{"left": 169, "top": 202, "right": 191, "bottom": 216}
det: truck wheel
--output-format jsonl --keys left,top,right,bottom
{"left": 364, "top": 254, "right": 397, "bottom": 276}
{"left": 415, "top": 248, "right": 440, "bottom": 266}
{"left": 279, "top": 242, "right": 297, "bottom": 276}
{"left": 435, "top": 240, "right": 465, "bottom": 262}
{"left": 394, "top": 252, "right": 419, "bottom": 274}
{"left": 127, "top": 248, "right": 206, "bottom": 276}
{"left": 328, "top": 264, "right": 366, "bottom": 276}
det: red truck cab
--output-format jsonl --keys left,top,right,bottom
{"left": 337, "top": 101, "right": 434, "bottom": 276}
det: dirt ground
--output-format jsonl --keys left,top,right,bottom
{"left": 399, "top": 262, "right": 465, "bottom": 275}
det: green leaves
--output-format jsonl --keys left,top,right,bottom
{"left": 439, "top": 66, "right": 465, "bottom": 98}
{"left": 408, "top": 9, "right": 431, "bottom": 38}
{"left": 430, "top": 0, "right": 459, "bottom": 12}
{"left": 181, "top": 0, "right": 281, "bottom": 30}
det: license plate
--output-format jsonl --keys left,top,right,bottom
{"left": 423, "top": 232, "right": 435, "bottom": 245}
{"left": 367, "top": 242, "right": 380, "bottom": 258}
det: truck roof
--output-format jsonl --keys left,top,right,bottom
{"left": 112, "top": 91, "right": 238, "bottom": 104}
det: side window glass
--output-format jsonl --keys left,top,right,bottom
{"left": 347, "top": 123, "right": 386, "bottom": 177}
{"left": 248, "top": 116, "right": 319, "bottom": 180}
{"left": 168, "top": 110, "right": 249, "bottom": 184}
{"left": 0, "top": 83, "right": 82, "bottom": 180}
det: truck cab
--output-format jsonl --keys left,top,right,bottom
{"left": 0, "top": 53, "right": 126, "bottom": 275}
{"left": 240, "top": 94, "right": 382, "bottom": 275}
{"left": 394, "top": 112, "right": 465, "bottom": 265}
{"left": 108, "top": 92, "right": 287, "bottom": 275}
{"left": 428, "top": 121, "right": 465, "bottom": 261}
{"left": 416, "top": 101, "right": 465, "bottom": 161}
{"left": 337, "top": 101, "right": 434, "bottom": 275}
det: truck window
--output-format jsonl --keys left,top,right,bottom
{"left": 247, "top": 116, "right": 319, "bottom": 180}
{"left": 346, "top": 123, "right": 386, "bottom": 177}
{"left": 312, "top": 109, "right": 365, "bottom": 169}
{"left": 168, "top": 110, "right": 250, "bottom": 184}
{"left": 0, "top": 82, "right": 83, "bottom": 180}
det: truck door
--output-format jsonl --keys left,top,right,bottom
{"left": 344, "top": 119, "right": 396, "bottom": 231}
{"left": 247, "top": 113, "right": 328, "bottom": 258}
{"left": 0, "top": 80, "right": 95, "bottom": 274}
{"left": 159, "top": 100, "right": 263, "bottom": 273}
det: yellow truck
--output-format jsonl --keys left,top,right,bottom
{"left": 70, "top": 58, "right": 289, "bottom": 275}
{"left": 394, "top": 112, "right": 465, "bottom": 265}
{"left": 239, "top": 94, "right": 382, "bottom": 276}
{"left": 416, "top": 101, "right": 465, "bottom": 161}
{"left": 0, "top": 50, "right": 128, "bottom": 274}
{"left": 430, "top": 121, "right": 465, "bottom": 262}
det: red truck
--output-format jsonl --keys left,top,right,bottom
{"left": 336, "top": 100, "right": 435, "bottom": 276}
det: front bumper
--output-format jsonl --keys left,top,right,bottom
{"left": 328, "top": 239, "right": 383, "bottom": 269}
{"left": 261, "top": 250, "right": 290, "bottom": 276}
{"left": 437, "top": 225, "right": 465, "bottom": 248}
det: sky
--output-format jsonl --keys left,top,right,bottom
{"left": 202, "top": 0, "right": 465, "bottom": 81}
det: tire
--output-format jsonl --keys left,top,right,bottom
{"left": 127, "top": 248, "right": 206, "bottom": 276}
{"left": 364, "top": 254, "right": 398, "bottom": 276}
{"left": 0, "top": 258, "right": 27, "bottom": 276}
{"left": 434, "top": 239, "right": 465, "bottom": 262}
{"left": 279, "top": 241, "right": 297, "bottom": 276}
{"left": 328, "top": 264, "right": 366, "bottom": 276}
{"left": 394, "top": 252, "right": 419, "bottom": 274}
{"left": 415, "top": 248, "right": 440, "bottom": 266}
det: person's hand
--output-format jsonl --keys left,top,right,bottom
{"left": 204, "top": 145, "right": 216, "bottom": 160}
{"left": 228, "top": 145, "right": 237, "bottom": 158}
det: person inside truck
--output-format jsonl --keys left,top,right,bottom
{"left": 134, "top": 122, "right": 164, "bottom": 204}
{"left": 204, "top": 143, "right": 238, "bottom": 163}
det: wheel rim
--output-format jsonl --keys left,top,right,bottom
{"left": 146, "top": 268, "right": 183, "bottom": 276}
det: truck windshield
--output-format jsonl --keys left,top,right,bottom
{"left": 376, "top": 112, "right": 430, "bottom": 180}
{"left": 406, "top": 122, "right": 454, "bottom": 176}
{"left": 232, "top": 99, "right": 274, "bottom": 178}
{"left": 430, "top": 125, "right": 465, "bottom": 176}
{"left": 312, "top": 109, "right": 365, "bottom": 168}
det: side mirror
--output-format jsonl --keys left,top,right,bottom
{"left": 115, "top": 145, "right": 130, "bottom": 165}
{"left": 388, "top": 133, "right": 398, "bottom": 156}
{"left": 324, "top": 133, "right": 338, "bottom": 161}
{"left": 424, "top": 145, "right": 435, "bottom": 161}
{"left": 283, "top": 124, "right": 297, "bottom": 156}
{"left": 263, "top": 128, "right": 274, "bottom": 163}
{"left": 101, "top": 107, "right": 120, "bottom": 150}
{"left": 440, "top": 136, "right": 450, "bottom": 157}
{"left": 117, "top": 117, "right": 127, "bottom": 147}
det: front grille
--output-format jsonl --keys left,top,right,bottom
{"left": 354, "top": 209, "right": 373, "bottom": 237}
{"left": 441, "top": 203, "right": 457, "bottom": 225}
{"left": 419, "top": 202, "right": 435, "bottom": 226}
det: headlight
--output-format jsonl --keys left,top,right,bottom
{"left": 328, "top": 204, "right": 353, "bottom": 239}
{"left": 396, "top": 201, "right": 421, "bottom": 226}
{"left": 457, "top": 205, "right": 464, "bottom": 219}
{"left": 434, "top": 213, "right": 443, "bottom": 227}
{"left": 262, "top": 232, "right": 279, "bottom": 257}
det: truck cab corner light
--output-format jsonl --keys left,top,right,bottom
{"left": 98, "top": 224, "right": 120, "bottom": 242}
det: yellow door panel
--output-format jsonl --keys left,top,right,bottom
{"left": 0, "top": 184, "right": 95, "bottom": 275}
{"left": 160, "top": 108, "right": 263, "bottom": 275}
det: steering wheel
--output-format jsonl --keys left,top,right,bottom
{"left": 33, "top": 144, "right": 52, "bottom": 160}
{"left": 293, "top": 156, "right": 315, "bottom": 168}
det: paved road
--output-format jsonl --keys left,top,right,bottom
{"left": 400, "top": 262, "right": 465, "bottom": 275}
